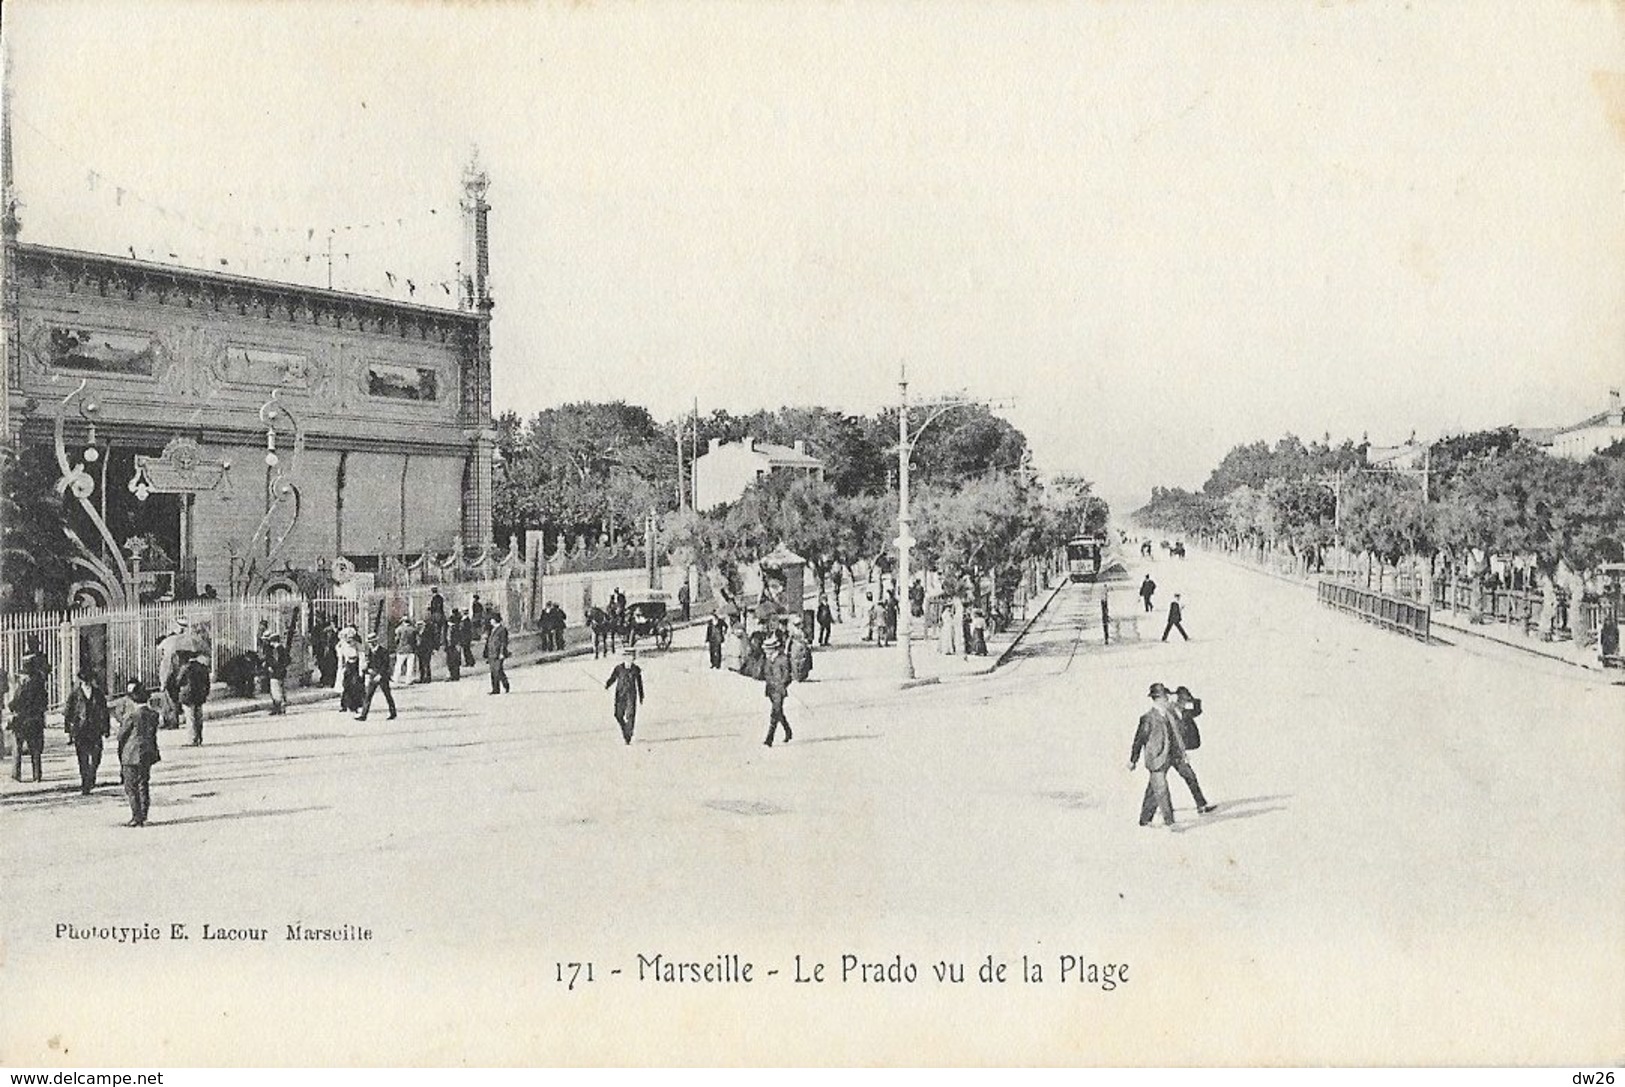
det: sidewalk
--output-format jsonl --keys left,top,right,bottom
{"left": 764, "top": 579, "right": 1068, "bottom": 695}
{"left": 1211, "top": 549, "right": 1622, "bottom": 679}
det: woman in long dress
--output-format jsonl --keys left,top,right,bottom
{"left": 938, "top": 598, "right": 960, "bottom": 656}
{"left": 335, "top": 624, "right": 364, "bottom": 712}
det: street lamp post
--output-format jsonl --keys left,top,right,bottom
{"left": 896, "top": 372, "right": 916, "bottom": 680}
{"left": 892, "top": 370, "right": 1010, "bottom": 682}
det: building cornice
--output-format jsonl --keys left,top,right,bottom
{"left": 15, "top": 243, "right": 487, "bottom": 347}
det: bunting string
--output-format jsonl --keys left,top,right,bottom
{"left": 12, "top": 109, "right": 469, "bottom": 305}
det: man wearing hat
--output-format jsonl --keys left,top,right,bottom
{"left": 1161, "top": 593, "right": 1189, "bottom": 642}
{"left": 177, "top": 650, "right": 211, "bottom": 746}
{"left": 704, "top": 610, "right": 729, "bottom": 670}
{"left": 762, "top": 635, "right": 794, "bottom": 747}
{"left": 63, "top": 667, "right": 112, "bottom": 794}
{"left": 604, "top": 647, "right": 645, "bottom": 745}
{"left": 484, "top": 613, "right": 510, "bottom": 695}
{"left": 1128, "top": 682, "right": 1186, "bottom": 828}
{"left": 156, "top": 617, "right": 191, "bottom": 730}
{"left": 356, "top": 632, "right": 397, "bottom": 721}
{"left": 262, "top": 631, "right": 290, "bottom": 715}
{"left": 1170, "top": 685, "right": 1214, "bottom": 814}
{"left": 7, "top": 654, "right": 48, "bottom": 783}
{"left": 115, "top": 681, "right": 162, "bottom": 826}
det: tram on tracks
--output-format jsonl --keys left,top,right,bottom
{"left": 1065, "top": 535, "right": 1107, "bottom": 582}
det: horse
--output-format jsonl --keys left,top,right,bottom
{"left": 588, "top": 607, "right": 618, "bottom": 659}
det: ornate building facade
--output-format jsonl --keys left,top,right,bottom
{"left": 1, "top": 162, "right": 497, "bottom": 605}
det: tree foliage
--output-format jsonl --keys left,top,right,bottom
{"left": 1137, "top": 426, "right": 1625, "bottom": 581}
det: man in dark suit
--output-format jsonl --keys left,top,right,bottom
{"left": 1139, "top": 575, "right": 1156, "bottom": 613}
{"left": 445, "top": 609, "right": 465, "bottom": 681}
{"left": 7, "top": 656, "right": 47, "bottom": 783}
{"left": 677, "top": 582, "right": 692, "bottom": 623}
{"left": 484, "top": 614, "right": 510, "bottom": 694}
{"left": 605, "top": 648, "right": 645, "bottom": 744}
{"left": 1129, "top": 682, "right": 1184, "bottom": 828}
{"left": 1162, "top": 594, "right": 1189, "bottom": 641}
{"left": 357, "top": 632, "right": 398, "bottom": 721}
{"left": 116, "top": 682, "right": 162, "bottom": 827}
{"left": 815, "top": 596, "right": 833, "bottom": 646}
{"left": 762, "top": 638, "right": 794, "bottom": 747}
{"left": 64, "top": 668, "right": 112, "bottom": 795}
{"left": 262, "top": 632, "right": 290, "bottom": 714}
{"left": 705, "top": 611, "right": 728, "bottom": 669}
{"left": 177, "top": 653, "right": 211, "bottom": 746}
{"left": 1171, "top": 685, "right": 1215, "bottom": 813}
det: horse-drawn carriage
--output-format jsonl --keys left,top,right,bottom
{"left": 589, "top": 591, "right": 675, "bottom": 656}
{"left": 624, "top": 598, "right": 674, "bottom": 650}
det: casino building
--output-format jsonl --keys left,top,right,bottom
{"left": 0, "top": 137, "right": 498, "bottom": 605}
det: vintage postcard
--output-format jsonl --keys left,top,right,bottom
{"left": 1, "top": 0, "right": 1621, "bottom": 1069}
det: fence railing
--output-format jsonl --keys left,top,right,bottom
{"left": 1317, "top": 581, "right": 1432, "bottom": 642}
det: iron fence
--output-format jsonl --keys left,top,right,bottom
{"left": 1316, "top": 580, "right": 1432, "bottom": 642}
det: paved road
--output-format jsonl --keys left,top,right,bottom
{"left": 3, "top": 553, "right": 1620, "bottom": 1065}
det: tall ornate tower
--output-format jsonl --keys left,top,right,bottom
{"left": 1, "top": 44, "right": 19, "bottom": 444}
{"left": 459, "top": 149, "right": 497, "bottom": 548}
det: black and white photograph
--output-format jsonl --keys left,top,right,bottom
{"left": 1, "top": 0, "right": 1622, "bottom": 1071}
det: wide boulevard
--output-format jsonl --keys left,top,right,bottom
{"left": 3, "top": 551, "right": 1620, "bottom": 1065}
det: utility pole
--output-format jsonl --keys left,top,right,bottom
{"left": 674, "top": 420, "right": 685, "bottom": 509}
{"left": 897, "top": 370, "right": 915, "bottom": 679}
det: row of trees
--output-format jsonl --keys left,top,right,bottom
{"left": 1134, "top": 428, "right": 1625, "bottom": 587}
{"left": 493, "top": 401, "right": 1105, "bottom": 608}
{"left": 492, "top": 401, "right": 1032, "bottom": 549}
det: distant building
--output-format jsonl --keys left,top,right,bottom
{"left": 1516, "top": 426, "right": 1558, "bottom": 452}
{"left": 1548, "top": 389, "right": 1625, "bottom": 461}
{"left": 1366, "top": 434, "right": 1428, "bottom": 472}
{"left": 693, "top": 436, "right": 825, "bottom": 511}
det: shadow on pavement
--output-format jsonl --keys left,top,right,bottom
{"left": 1, "top": 783, "right": 115, "bottom": 809}
{"left": 794, "top": 733, "right": 881, "bottom": 745}
{"left": 1042, "top": 790, "right": 1103, "bottom": 810}
{"left": 641, "top": 733, "right": 737, "bottom": 745}
{"left": 151, "top": 804, "right": 330, "bottom": 827}
{"left": 1169, "top": 794, "right": 1293, "bottom": 833}
{"left": 704, "top": 798, "right": 788, "bottom": 816}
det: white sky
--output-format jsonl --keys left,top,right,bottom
{"left": 6, "top": 1, "right": 1623, "bottom": 511}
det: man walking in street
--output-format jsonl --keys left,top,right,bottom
{"left": 1128, "top": 682, "right": 1184, "bottom": 828}
{"left": 485, "top": 613, "right": 511, "bottom": 694}
{"left": 1139, "top": 575, "right": 1157, "bottom": 614}
{"left": 7, "top": 655, "right": 46, "bottom": 783}
{"left": 815, "top": 595, "right": 833, "bottom": 646}
{"left": 445, "top": 609, "right": 465, "bottom": 681}
{"left": 678, "top": 582, "right": 692, "bottom": 623}
{"left": 178, "top": 652, "right": 211, "bottom": 746}
{"left": 416, "top": 613, "right": 437, "bottom": 684}
{"left": 1100, "top": 594, "right": 1112, "bottom": 646}
{"left": 1171, "top": 684, "right": 1216, "bottom": 814}
{"left": 64, "top": 667, "right": 111, "bottom": 795}
{"left": 156, "top": 617, "right": 191, "bottom": 730}
{"left": 262, "top": 632, "right": 289, "bottom": 715}
{"left": 605, "top": 648, "right": 646, "bottom": 745}
{"left": 763, "top": 637, "right": 794, "bottom": 747}
{"left": 461, "top": 607, "right": 478, "bottom": 668}
{"left": 705, "top": 610, "right": 728, "bottom": 670}
{"left": 116, "top": 682, "right": 161, "bottom": 827}
{"left": 393, "top": 618, "right": 419, "bottom": 686}
{"left": 1162, "top": 593, "right": 1189, "bottom": 642}
{"left": 356, "top": 632, "right": 397, "bottom": 721}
